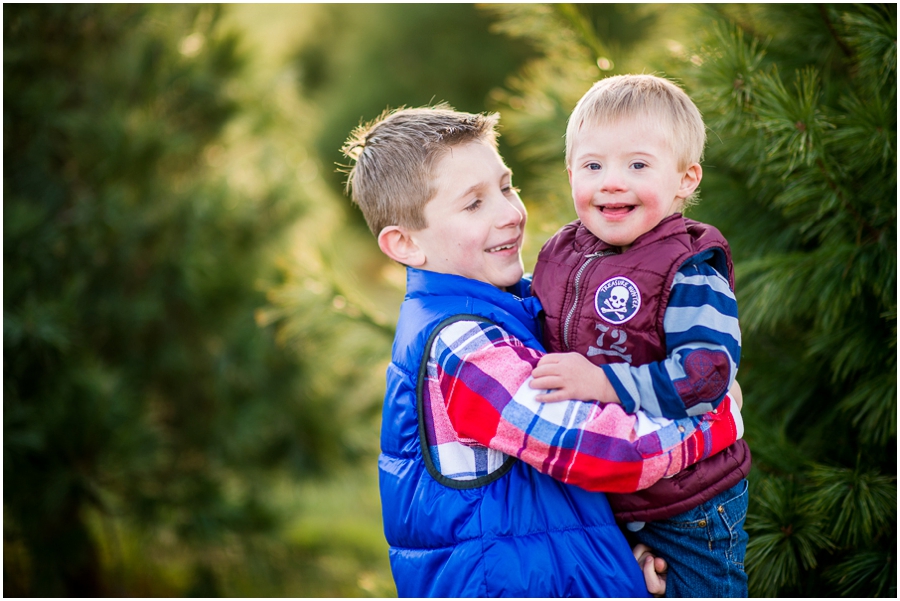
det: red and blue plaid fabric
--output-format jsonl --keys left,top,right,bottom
{"left": 422, "top": 320, "right": 741, "bottom": 493}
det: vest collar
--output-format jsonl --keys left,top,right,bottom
{"left": 573, "top": 213, "right": 688, "bottom": 253}
{"left": 404, "top": 267, "right": 543, "bottom": 331}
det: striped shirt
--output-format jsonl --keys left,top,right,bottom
{"left": 604, "top": 253, "right": 741, "bottom": 419}
{"left": 422, "top": 319, "right": 743, "bottom": 492}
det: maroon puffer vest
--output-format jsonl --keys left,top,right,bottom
{"left": 533, "top": 214, "right": 750, "bottom": 523}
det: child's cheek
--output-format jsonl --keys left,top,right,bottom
{"left": 573, "top": 188, "right": 593, "bottom": 216}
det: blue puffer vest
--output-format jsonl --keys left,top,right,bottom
{"left": 379, "top": 268, "right": 649, "bottom": 598}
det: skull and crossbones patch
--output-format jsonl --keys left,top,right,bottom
{"left": 594, "top": 276, "right": 641, "bottom": 325}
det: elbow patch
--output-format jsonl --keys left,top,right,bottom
{"left": 673, "top": 349, "right": 730, "bottom": 409}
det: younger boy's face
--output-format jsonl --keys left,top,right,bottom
{"left": 411, "top": 141, "right": 527, "bottom": 289}
{"left": 568, "top": 116, "right": 700, "bottom": 250}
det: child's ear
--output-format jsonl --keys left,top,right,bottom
{"left": 377, "top": 225, "right": 426, "bottom": 267}
{"left": 677, "top": 163, "right": 703, "bottom": 200}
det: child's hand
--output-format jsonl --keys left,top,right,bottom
{"left": 530, "top": 352, "right": 620, "bottom": 404}
{"left": 633, "top": 543, "right": 667, "bottom": 597}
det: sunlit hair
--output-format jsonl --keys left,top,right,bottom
{"left": 565, "top": 74, "right": 706, "bottom": 173}
{"left": 341, "top": 103, "right": 500, "bottom": 235}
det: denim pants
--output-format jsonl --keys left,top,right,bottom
{"left": 629, "top": 479, "right": 749, "bottom": 598}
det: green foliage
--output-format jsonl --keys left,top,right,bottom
{"left": 487, "top": 3, "right": 896, "bottom": 597}
{"left": 744, "top": 476, "right": 834, "bottom": 596}
{"left": 688, "top": 5, "right": 896, "bottom": 596}
{"left": 291, "top": 3, "right": 536, "bottom": 216}
{"left": 825, "top": 547, "right": 897, "bottom": 598}
{"left": 807, "top": 463, "right": 896, "bottom": 548}
{"left": 4, "top": 4, "right": 388, "bottom": 596}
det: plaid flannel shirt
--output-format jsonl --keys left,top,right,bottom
{"left": 421, "top": 319, "right": 742, "bottom": 493}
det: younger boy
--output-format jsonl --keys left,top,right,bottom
{"left": 342, "top": 103, "right": 745, "bottom": 597}
{"left": 531, "top": 74, "right": 751, "bottom": 597}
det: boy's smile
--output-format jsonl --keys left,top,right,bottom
{"left": 410, "top": 141, "right": 526, "bottom": 289}
{"left": 568, "top": 117, "right": 701, "bottom": 250}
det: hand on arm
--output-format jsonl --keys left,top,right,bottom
{"left": 531, "top": 351, "right": 743, "bottom": 410}
{"left": 530, "top": 352, "right": 621, "bottom": 405}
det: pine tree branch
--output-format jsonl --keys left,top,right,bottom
{"left": 707, "top": 4, "right": 763, "bottom": 43}
{"left": 813, "top": 156, "right": 881, "bottom": 244}
{"left": 328, "top": 280, "right": 397, "bottom": 339}
{"left": 553, "top": 4, "right": 610, "bottom": 64}
{"left": 817, "top": 4, "right": 854, "bottom": 59}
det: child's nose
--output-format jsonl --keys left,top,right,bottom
{"left": 600, "top": 169, "right": 627, "bottom": 193}
{"left": 498, "top": 197, "right": 525, "bottom": 228}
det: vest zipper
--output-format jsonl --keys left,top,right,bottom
{"left": 562, "top": 250, "right": 617, "bottom": 350}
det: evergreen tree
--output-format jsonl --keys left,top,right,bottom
{"left": 4, "top": 5, "right": 377, "bottom": 595}
{"left": 484, "top": 4, "right": 896, "bottom": 596}
{"left": 687, "top": 5, "right": 896, "bottom": 596}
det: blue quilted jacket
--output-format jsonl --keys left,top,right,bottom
{"left": 379, "top": 268, "right": 649, "bottom": 597}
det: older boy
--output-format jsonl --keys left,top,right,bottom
{"left": 342, "top": 104, "right": 745, "bottom": 597}
{"left": 531, "top": 75, "right": 751, "bottom": 597}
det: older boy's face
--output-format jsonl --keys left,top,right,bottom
{"left": 568, "top": 117, "right": 699, "bottom": 250}
{"left": 411, "top": 141, "right": 527, "bottom": 289}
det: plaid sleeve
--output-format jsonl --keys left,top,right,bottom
{"left": 435, "top": 320, "right": 741, "bottom": 493}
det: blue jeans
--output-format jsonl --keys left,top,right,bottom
{"left": 629, "top": 479, "right": 749, "bottom": 598}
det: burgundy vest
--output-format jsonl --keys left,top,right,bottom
{"left": 533, "top": 214, "right": 750, "bottom": 523}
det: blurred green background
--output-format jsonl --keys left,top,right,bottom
{"left": 4, "top": 4, "right": 895, "bottom": 597}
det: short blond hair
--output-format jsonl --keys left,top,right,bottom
{"left": 566, "top": 74, "right": 706, "bottom": 171}
{"left": 341, "top": 104, "right": 500, "bottom": 235}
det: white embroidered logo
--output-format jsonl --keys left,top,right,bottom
{"left": 594, "top": 276, "right": 641, "bottom": 325}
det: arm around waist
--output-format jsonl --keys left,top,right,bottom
{"left": 432, "top": 320, "right": 741, "bottom": 493}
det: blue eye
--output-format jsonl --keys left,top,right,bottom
{"left": 632, "top": 162, "right": 646, "bottom": 170}
{"left": 587, "top": 162, "right": 601, "bottom": 171}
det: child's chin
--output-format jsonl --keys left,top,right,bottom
{"left": 497, "top": 271, "right": 524, "bottom": 289}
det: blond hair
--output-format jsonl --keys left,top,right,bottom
{"left": 566, "top": 74, "right": 706, "bottom": 171}
{"left": 341, "top": 104, "right": 500, "bottom": 235}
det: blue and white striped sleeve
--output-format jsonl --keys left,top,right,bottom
{"left": 603, "top": 251, "right": 741, "bottom": 419}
